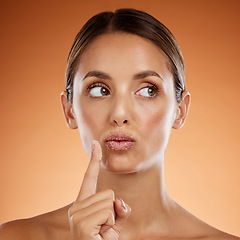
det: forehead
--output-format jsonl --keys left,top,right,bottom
{"left": 76, "top": 33, "right": 172, "bottom": 80}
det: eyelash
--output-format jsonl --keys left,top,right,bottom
{"left": 140, "top": 84, "right": 160, "bottom": 98}
{"left": 86, "top": 82, "right": 160, "bottom": 98}
{"left": 87, "top": 82, "right": 110, "bottom": 94}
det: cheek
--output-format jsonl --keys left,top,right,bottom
{"left": 137, "top": 100, "right": 175, "bottom": 149}
{"left": 73, "top": 98, "right": 108, "bottom": 155}
{"left": 79, "top": 98, "right": 111, "bottom": 127}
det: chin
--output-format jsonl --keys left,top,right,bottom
{"left": 101, "top": 155, "right": 140, "bottom": 174}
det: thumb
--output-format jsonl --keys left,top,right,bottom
{"left": 113, "top": 198, "right": 131, "bottom": 234}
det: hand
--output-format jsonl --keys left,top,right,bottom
{"left": 68, "top": 140, "right": 131, "bottom": 240}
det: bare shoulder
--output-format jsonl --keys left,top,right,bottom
{"left": 189, "top": 214, "right": 240, "bottom": 240}
{"left": 0, "top": 204, "right": 72, "bottom": 240}
{"left": 205, "top": 229, "right": 240, "bottom": 240}
{"left": 195, "top": 216, "right": 240, "bottom": 240}
{"left": 170, "top": 201, "right": 240, "bottom": 240}
{"left": 0, "top": 218, "right": 45, "bottom": 240}
{"left": 194, "top": 216, "right": 240, "bottom": 239}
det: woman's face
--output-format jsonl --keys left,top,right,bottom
{"left": 71, "top": 33, "right": 181, "bottom": 173}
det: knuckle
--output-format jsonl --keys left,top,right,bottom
{"left": 103, "top": 199, "right": 115, "bottom": 213}
{"left": 106, "top": 198, "right": 114, "bottom": 207}
{"left": 68, "top": 203, "right": 79, "bottom": 218}
{"left": 104, "top": 189, "right": 115, "bottom": 200}
{"left": 69, "top": 212, "right": 83, "bottom": 226}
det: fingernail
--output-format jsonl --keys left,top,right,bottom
{"left": 119, "top": 198, "right": 127, "bottom": 211}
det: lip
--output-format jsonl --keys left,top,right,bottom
{"left": 105, "top": 133, "right": 135, "bottom": 151}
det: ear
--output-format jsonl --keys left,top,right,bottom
{"left": 172, "top": 91, "right": 191, "bottom": 129}
{"left": 60, "top": 91, "right": 78, "bottom": 129}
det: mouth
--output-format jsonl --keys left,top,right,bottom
{"left": 105, "top": 133, "right": 135, "bottom": 151}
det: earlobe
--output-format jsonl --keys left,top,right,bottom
{"left": 172, "top": 91, "right": 191, "bottom": 129}
{"left": 60, "top": 91, "right": 78, "bottom": 129}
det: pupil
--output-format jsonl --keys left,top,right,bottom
{"left": 101, "top": 87, "right": 108, "bottom": 95}
{"left": 148, "top": 87, "right": 155, "bottom": 96}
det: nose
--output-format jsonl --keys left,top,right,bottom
{"left": 114, "top": 118, "right": 128, "bottom": 125}
{"left": 110, "top": 96, "right": 131, "bottom": 127}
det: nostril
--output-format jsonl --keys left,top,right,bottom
{"left": 113, "top": 119, "right": 128, "bottom": 126}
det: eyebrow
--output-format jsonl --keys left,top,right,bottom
{"left": 82, "top": 71, "right": 112, "bottom": 81}
{"left": 82, "top": 70, "right": 165, "bottom": 82}
{"left": 133, "top": 70, "right": 165, "bottom": 82}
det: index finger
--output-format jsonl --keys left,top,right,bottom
{"left": 77, "top": 140, "right": 102, "bottom": 201}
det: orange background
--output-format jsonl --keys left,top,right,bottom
{"left": 0, "top": 0, "right": 239, "bottom": 236}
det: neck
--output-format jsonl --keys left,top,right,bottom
{"left": 96, "top": 159, "right": 175, "bottom": 235}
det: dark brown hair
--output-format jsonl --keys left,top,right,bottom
{"left": 65, "top": 8, "right": 185, "bottom": 103}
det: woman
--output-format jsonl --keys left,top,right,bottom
{"left": 0, "top": 8, "right": 239, "bottom": 240}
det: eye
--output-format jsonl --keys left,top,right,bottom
{"left": 136, "top": 85, "right": 158, "bottom": 97}
{"left": 88, "top": 83, "right": 110, "bottom": 97}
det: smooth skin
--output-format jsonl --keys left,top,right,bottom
{"left": 68, "top": 140, "right": 131, "bottom": 240}
{"left": 0, "top": 33, "right": 239, "bottom": 240}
